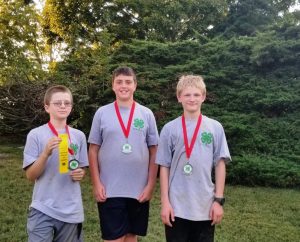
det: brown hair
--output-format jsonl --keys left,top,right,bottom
{"left": 112, "top": 66, "right": 137, "bottom": 83}
{"left": 44, "top": 85, "right": 73, "bottom": 105}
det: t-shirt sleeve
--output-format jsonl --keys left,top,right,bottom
{"left": 146, "top": 111, "right": 159, "bottom": 146}
{"left": 78, "top": 132, "right": 89, "bottom": 167}
{"left": 213, "top": 123, "right": 231, "bottom": 166}
{"left": 155, "top": 125, "right": 173, "bottom": 167}
{"left": 23, "top": 130, "right": 39, "bottom": 169}
{"left": 88, "top": 109, "right": 102, "bottom": 146}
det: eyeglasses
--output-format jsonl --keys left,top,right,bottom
{"left": 50, "top": 101, "right": 73, "bottom": 107}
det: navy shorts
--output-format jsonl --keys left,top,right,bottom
{"left": 97, "top": 198, "right": 149, "bottom": 240}
{"left": 165, "top": 217, "right": 215, "bottom": 242}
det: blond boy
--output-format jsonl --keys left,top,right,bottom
{"left": 156, "top": 75, "right": 231, "bottom": 242}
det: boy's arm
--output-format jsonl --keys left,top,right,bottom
{"left": 210, "top": 159, "right": 226, "bottom": 225}
{"left": 25, "top": 136, "right": 61, "bottom": 181}
{"left": 138, "top": 145, "right": 158, "bottom": 203}
{"left": 160, "top": 166, "right": 174, "bottom": 227}
{"left": 215, "top": 159, "right": 226, "bottom": 197}
{"left": 88, "top": 143, "right": 106, "bottom": 202}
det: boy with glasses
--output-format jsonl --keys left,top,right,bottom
{"left": 23, "top": 85, "right": 88, "bottom": 242}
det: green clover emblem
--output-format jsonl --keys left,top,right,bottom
{"left": 133, "top": 118, "right": 144, "bottom": 130}
{"left": 70, "top": 143, "right": 78, "bottom": 155}
{"left": 69, "top": 160, "right": 79, "bottom": 170}
{"left": 201, "top": 132, "right": 213, "bottom": 145}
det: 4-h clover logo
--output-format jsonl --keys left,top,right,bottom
{"left": 70, "top": 143, "right": 78, "bottom": 155}
{"left": 134, "top": 118, "right": 144, "bottom": 130}
{"left": 201, "top": 132, "right": 213, "bottom": 145}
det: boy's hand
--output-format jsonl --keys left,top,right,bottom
{"left": 209, "top": 202, "right": 224, "bottom": 225}
{"left": 161, "top": 201, "right": 175, "bottom": 227}
{"left": 70, "top": 168, "right": 85, "bottom": 181}
{"left": 93, "top": 182, "right": 107, "bottom": 202}
{"left": 138, "top": 184, "right": 154, "bottom": 203}
{"left": 44, "top": 137, "right": 62, "bottom": 156}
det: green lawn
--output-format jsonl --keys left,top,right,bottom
{"left": 0, "top": 143, "right": 299, "bottom": 242}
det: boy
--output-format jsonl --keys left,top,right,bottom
{"left": 23, "top": 85, "right": 89, "bottom": 242}
{"left": 156, "top": 75, "right": 231, "bottom": 242}
{"left": 88, "top": 66, "right": 159, "bottom": 242}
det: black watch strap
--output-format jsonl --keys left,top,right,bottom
{"left": 213, "top": 197, "right": 225, "bottom": 206}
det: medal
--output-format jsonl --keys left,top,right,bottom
{"left": 182, "top": 114, "right": 202, "bottom": 176}
{"left": 183, "top": 163, "right": 193, "bottom": 175}
{"left": 69, "top": 159, "right": 79, "bottom": 170}
{"left": 122, "top": 143, "right": 132, "bottom": 154}
{"left": 114, "top": 101, "right": 136, "bottom": 154}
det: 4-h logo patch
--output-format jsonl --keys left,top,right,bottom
{"left": 133, "top": 118, "right": 144, "bottom": 130}
{"left": 201, "top": 132, "right": 213, "bottom": 145}
{"left": 70, "top": 143, "right": 79, "bottom": 155}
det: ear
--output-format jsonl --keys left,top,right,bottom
{"left": 44, "top": 104, "right": 50, "bottom": 114}
{"left": 202, "top": 93, "right": 206, "bottom": 102}
{"left": 177, "top": 94, "right": 182, "bottom": 103}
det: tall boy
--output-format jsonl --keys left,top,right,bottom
{"left": 88, "top": 66, "right": 159, "bottom": 242}
{"left": 156, "top": 75, "right": 231, "bottom": 242}
{"left": 23, "top": 85, "right": 88, "bottom": 242}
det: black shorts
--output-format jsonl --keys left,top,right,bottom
{"left": 165, "top": 217, "right": 215, "bottom": 242}
{"left": 97, "top": 198, "right": 149, "bottom": 240}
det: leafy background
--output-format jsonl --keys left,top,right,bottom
{"left": 0, "top": 0, "right": 299, "bottom": 187}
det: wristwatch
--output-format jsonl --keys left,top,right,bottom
{"left": 213, "top": 197, "right": 225, "bottom": 206}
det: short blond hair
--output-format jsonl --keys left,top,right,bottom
{"left": 176, "top": 75, "right": 206, "bottom": 97}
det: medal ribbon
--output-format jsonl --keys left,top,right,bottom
{"left": 47, "top": 122, "right": 74, "bottom": 155}
{"left": 182, "top": 114, "right": 202, "bottom": 159}
{"left": 114, "top": 101, "right": 136, "bottom": 139}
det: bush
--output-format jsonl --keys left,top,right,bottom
{"left": 227, "top": 154, "right": 300, "bottom": 188}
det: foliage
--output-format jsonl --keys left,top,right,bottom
{"left": 41, "top": 0, "right": 228, "bottom": 44}
{"left": 0, "top": 80, "right": 49, "bottom": 137}
{"left": 1, "top": 0, "right": 299, "bottom": 187}
{"left": 212, "top": 0, "right": 298, "bottom": 37}
{"left": 0, "top": 0, "right": 46, "bottom": 85}
{"left": 227, "top": 154, "right": 300, "bottom": 187}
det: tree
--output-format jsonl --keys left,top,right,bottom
{"left": 41, "top": 0, "right": 229, "bottom": 45}
{"left": 0, "top": 0, "right": 46, "bottom": 85}
{"left": 212, "top": 0, "right": 298, "bottom": 37}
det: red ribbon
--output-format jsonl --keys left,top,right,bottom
{"left": 114, "top": 101, "right": 136, "bottom": 139}
{"left": 182, "top": 114, "right": 202, "bottom": 159}
{"left": 47, "top": 122, "right": 74, "bottom": 155}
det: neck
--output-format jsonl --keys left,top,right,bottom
{"left": 49, "top": 119, "right": 67, "bottom": 129}
{"left": 183, "top": 110, "right": 201, "bottom": 120}
{"left": 116, "top": 98, "right": 134, "bottom": 108}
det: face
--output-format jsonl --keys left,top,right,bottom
{"left": 44, "top": 92, "right": 72, "bottom": 121}
{"left": 177, "top": 86, "right": 206, "bottom": 114}
{"left": 112, "top": 74, "right": 137, "bottom": 102}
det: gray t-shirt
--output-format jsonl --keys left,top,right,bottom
{"left": 156, "top": 115, "right": 231, "bottom": 221}
{"left": 23, "top": 124, "right": 89, "bottom": 223}
{"left": 88, "top": 102, "right": 159, "bottom": 199}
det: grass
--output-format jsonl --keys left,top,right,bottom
{"left": 0, "top": 142, "right": 299, "bottom": 242}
